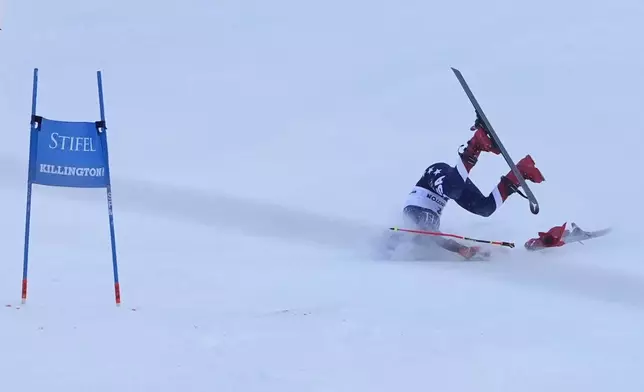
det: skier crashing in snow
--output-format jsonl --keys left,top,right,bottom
{"left": 397, "top": 116, "right": 545, "bottom": 259}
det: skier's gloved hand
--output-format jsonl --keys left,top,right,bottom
{"left": 458, "top": 246, "right": 476, "bottom": 259}
{"left": 458, "top": 246, "right": 490, "bottom": 260}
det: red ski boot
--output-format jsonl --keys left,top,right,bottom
{"left": 512, "top": 154, "right": 545, "bottom": 184}
{"left": 459, "top": 120, "right": 501, "bottom": 172}
{"left": 497, "top": 155, "right": 545, "bottom": 201}
{"left": 524, "top": 223, "right": 568, "bottom": 250}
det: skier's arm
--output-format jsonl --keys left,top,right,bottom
{"left": 433, "top": 236, "right": 467, "bottom": 254}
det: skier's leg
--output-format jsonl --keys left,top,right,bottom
{"left": 402, "top": 205, "right": 440, "bottom": 231}
{"left": 436, "top": 120, "right": 504, "bottom": 200}
{"left": 401, "top": 205, "right": 443, "bottom": 248}
{"left": 454, "top": 178, "right": 502, "bottom": 217}
{"left": 388, "top": 205, "right": 438, "bottom": 249}
{"left": 455, "top": 154, "right": 546, "bottom": 217}
{"left": 443, "top": 122, "right": 502, "bottom": 202}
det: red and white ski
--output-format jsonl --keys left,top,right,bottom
{"left": 524, "top": 222, "right": 611, "bottom": 251}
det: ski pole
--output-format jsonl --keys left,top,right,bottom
{"left": 389, "top": 227, "right": 515, "bottom": 248}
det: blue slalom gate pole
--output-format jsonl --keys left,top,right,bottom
{"left": 97, "top": 70, "right": 121, "bottom": 306}
{"left": 20, "top": 68, "right": 122, "bottom": 306}
{"left": 22, "top": 68, "right": 39, "bottom": 304}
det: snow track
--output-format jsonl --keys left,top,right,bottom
{"left": 1, "top": 0, "right": 643, "bottom": 391}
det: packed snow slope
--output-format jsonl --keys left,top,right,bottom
{"left": 1, "top": 1, "right": 644, "bottom": 391}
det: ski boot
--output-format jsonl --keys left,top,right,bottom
{"left": 459, "top": 117, "right": 501, "bottom": 171}
{"left": 524, "top": 223, "right": 567, "bottom": 250}
{"left": 498, "top": 154, "right": 545, "bottom": 200}
{"left": 508, "top": 154, "right": 545, "bottom": 184}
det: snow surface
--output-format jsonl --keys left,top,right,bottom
{"left": 1, "top": 0, "right": 644, "bottom": 391}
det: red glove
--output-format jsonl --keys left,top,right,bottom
{"left": 458, "top": 246, "right": 490, "bottom": 260}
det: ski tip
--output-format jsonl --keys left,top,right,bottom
{"left": 530, "top": 202, "right": 540, "bottom": 215}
